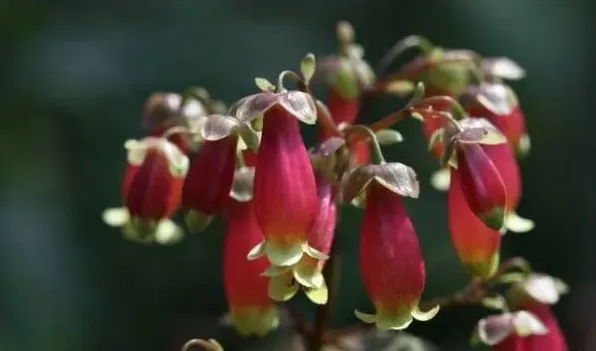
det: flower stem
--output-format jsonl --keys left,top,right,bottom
{"left": 376, "top": 35, "right": 434, "bottom": 76}
{"left": 315, "top": 101, "right": 343, "bottom": 138}
{"left": 307, "top": 245, "right": 340, "bottom": 351}
{"left": 344, "top": 125, "right": 386, "bottom": 164}
{"left": 414, "top": 95, "right": 468, "bottom": 121}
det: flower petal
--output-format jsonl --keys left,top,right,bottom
{"left": 430, "top": 168, "right": 451, "bottom": 191}
{"left": 264, "top": 241, "right": 304, "bottom": 267}
{"left": 411, "top": 304, "right": 440, "bottom": 322}
{"left": 154, "top": 219, "right": 185, "bottom": 244}
{"left": 268, "top": 274, "right": 299, "bottom": 302}
{"left": 247, "top": 241, "right": 266, "bottom": 260}
{"left": 505, "top": 212, "right": 535, "bottom": 233}
{"left": 102, "top": 207, "right": 130, "bottom": 227}
{"left": 304, "top": 284, "right": 328, "bottom": 305}
{"left": 354, "top": 310, "right": 377, "bottom": 324}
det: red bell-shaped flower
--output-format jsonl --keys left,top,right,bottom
{"left": 241, "top": 91, "right": 323, "bottom": 267}
{"left": 267, "top": 175, "right": 337, "bottom": 304}
{"left": 223, "top": 196, "right": 279, "bottom": 336}
{"left": 448, "top": 168, "right": 501, "bottom": 280}
{"left": 103, "top": 137, "right": 189, "bottom": 244}
{"left": 456, "top": 143, "right": 507, "bottom": 230}
{"left": 355, "top": 180, "right": 438, "bottom": 330}
{"left": 182, "top": 135, "right": 238, "bottom": 231}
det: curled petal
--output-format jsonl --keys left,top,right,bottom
{"left": 411, "top": 304, "right": 440, "bottom": 322}
{"left": 304, "top": 283, "right": 328, "bottom": 305}
{"left": 505, "top": 212, "right": 535, "bottom": 233}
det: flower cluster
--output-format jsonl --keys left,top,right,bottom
{"left": 102, "top": 22, "right": 566, "bottom": 350}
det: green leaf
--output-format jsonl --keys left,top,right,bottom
{"left": 375, "top": 129, "right": 404, "bottom": 145}
{"left": 300, "top": 53, "right": 316, "bottom": 83}
{"left": 384, "top": 80, "right": 415, "bottom": 96}
{"left": 254, "top": 77, "right": 276, "bottom": 92}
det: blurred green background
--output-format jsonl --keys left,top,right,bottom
{"left": 1, "top": 1, "right": 592, "bottom": 350}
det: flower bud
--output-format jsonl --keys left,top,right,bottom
{"left": 223, "top": 198, "right": 279, "bottom": 336}
{"left": 355, "top": 181, "right": 438, "bottom": 330}
{"left": 182, "top": 135, "right": 238, "bottom": 232}
{"left": 401, "top": 49, "right": 476, "bottom": 97}
{"left": 103, "top": 137, "right": 188, "bottom": 244}
{"left": 267, "top": 175, "right": 337, "bottom": 304}
{"left": 249, "top": 104, "right": 321, "bottom": 267}
{"left": 456, "top": 143, "right": 507, "bottom": 230}
{"left": 448, "top": 168, "right": 501, "bottom": 280}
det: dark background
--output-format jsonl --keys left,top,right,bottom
{"left": 0, "top": 1, "right": 593, "bottom": 350}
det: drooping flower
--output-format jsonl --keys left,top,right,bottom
{"left": 455, "top": 142, "right": 507, "bottom": 230}
{"left": 223, "top": 169, "right": 279, "bottom": 336}
{"left": 238, "top": 91, "right": 324, "bottom": 267}
{"left": 475, "top": 310, "right": 549, "bottom": 350}
{"left": 462, "top": 82, "right": 530, "bottom": 157}
{"left": 506, "top": 274, "right": 569, "bottom": 351}
{"left": 267, "top": 175, "right": 337, "bottom": 304}
{"left": 102, "top": 137, "right": 188, "bottom": 244}
{"left": 340, "top": 162, "right": 438, "bottom": 330}
{"left": 182, "top": 135, "right": 238, "bottom": 232}
{"left": 448, "top": 168, "right": 501, "bottom": 280}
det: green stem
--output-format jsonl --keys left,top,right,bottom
{"left": 377, "top": 35, "right": 434, "bottom": 75}
{"left": 345, "top": 125, "right": 386, "bottom": 164}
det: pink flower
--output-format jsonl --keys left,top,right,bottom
{"left": 182, "top": 135, "right": 237, "bottom": 229}
{"left": 456, "top": 143, "right": 507, "bottom": 230}
{"left": 448, "top": 168, "right": 501, "bottom": 280}
{"left": 267, "top": 175, "right": 337, "bottom": 304}
{"left": 240, "top": 91, "right": 324, "bottom": 267}
{"left": 103, "top": 137, "right": 188, "bottom": 244}
{"left": 355, "top": 180, "right": 438, "bottom": 329}
{"left": 223, "top": 197, "right": 279, "bottom": 336}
